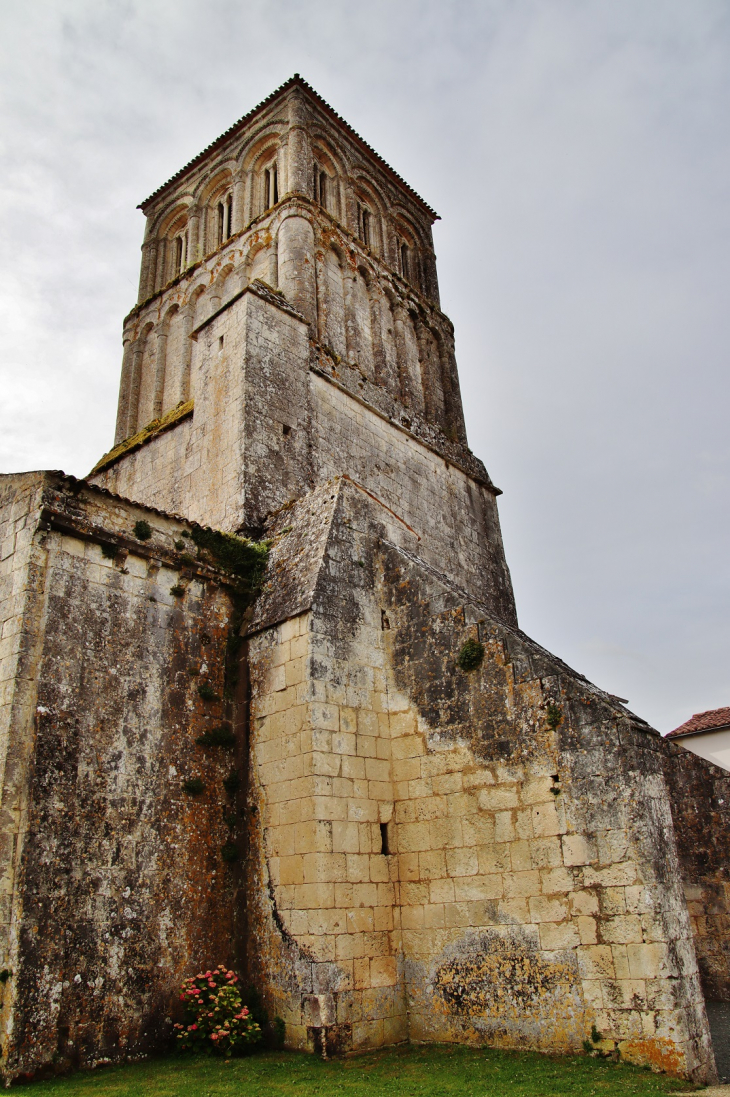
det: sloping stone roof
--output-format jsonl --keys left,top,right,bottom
{"left": 668, "top": 706, "right": 730, "bottom": 738}
{"left": 139, "top": 74, "right": 438, "bottom": 220}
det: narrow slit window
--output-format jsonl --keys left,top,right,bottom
{"left": 379, "top": 822, "right": 390, "bottom": 856}
{"left": 218, "top": 202, "right": 225, "bottom": 246}
{"left": 400, "top": 242, "right": 409, "bottom": 280}
{"left": 175, "top": 234, "right": 185, "bottom": 274}
{"left": 362, "top": 208, "right": 370, "bottom": 247}
{"left": 225, "top": 195, "right": 233, "bottom": 240}
{"left": 272, "top": 165, "right": 278, "bottom": 205}
{"left": 264, "top": 169, "right": 270, "bottom": 211}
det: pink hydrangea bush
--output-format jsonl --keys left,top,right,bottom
{"left": 174, "top": 966, "right": 261, "bottom": 1055}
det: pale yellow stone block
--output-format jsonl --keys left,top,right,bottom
{"left": 539, "top": 921, "right": 580, "bottom": 949}
{"left": 532, "top": 801, "right": 565, "bottom": 837}
{"left": 346, "top": 854, "right": 370, "bottom": 883}
{"left": 540, "top": 867, "right": 573, "bottom": 894}
{"left": 562, "top": 834, "right": 594, "bottom": 866}
{"left": 463, "top": 769, "right": 496, "bottom": 789}
{"left": 398, "top": 822, "right": 430, "bottom": 852}
{"left": 626, "top": 942, "right": 670, "bottom": 980}
{"left": 391, "top": 757, "right": 421, "bottom": 784}
{"left": 331, "top": 821, "right": 359, "bottom": 854}
{"left": 366, "top": 757, "right": 390, "bottom": 782}
{"left": 398, "top": 853, "right": 419, "bottom": 881}
{"left": 346, "top": 907, "right": 374, "bottom": 933}
{"left": 279, "top": 855, "right": 305, "bottom": 885}
{"left": 376, "top": 739, "right": 392, "bottom": 760}
{"left": 529, "top": 895, "right": 568, "bottom": 923}
{"left": 582, "top": 979, "right": 604, "bottom": 1009}
{"left": 510, "top": 841, "right": 531, "bottom": 871}
{"left": 332, "top": 731, "right": 356, "bottom": 755}
{"left": 308, "top": 908, "right": 348, "bottom": 935}
{"left": 494, "top": 812, "right": 515, "bottom": 843}
{"left": 388, "top": 712, "right": 416, "bottom": 737}
{"left": 294, "top": 882, "right": 334, "bottom": 909}
{"left": 373, "top": 906, "right": 393, "bottom": 932}
{"left": 336, "top": 932, "right": 367, "bottom": 960}
{"left": 285, "top": 658, "right": 305, "bottom": 687}
{"left": 478, "top": 786, "right": 519, "bottom": 811}
{"left": 352, "top": 883, "right": 379, "bottom": 908}
{"left": 601, "top": 915, "right": 643, "bottom": 945}
{"left": 420, "top": 754, "right": 452, "bottom": 778}
{"left": 446, "top": 846, "right": 478, "bottom": 877}
{"left": 429, "top": 818, "right": 463, "bottom": 850}
{"left": 583, "top": 863, "right": 637, "bottom": 888}
{"left": 414, "top": 796, "right": 447, "bottom": 822}
{"left": 358, "top": 736, "right": 378, "bottom": 759}
{"left": 370, "top": 956, "right": 397, "bottom": 988}
{"left": 369, "top": 855, "right": 390, "bottom": 883}
{"left": 521, "top": 777, "right": 554, "bottom": 804}
{"left": 353, "top": 957, "right": 370, "bottom": 989}
{"left": 419, "top": 850, "right": 447, "bottom": 879}
{"left": 310, "top": 751, "right": 341, "bottom": 777}
{"left": 504, "top": 870, "right": 540, "bottom": 898}
{"left": 453, "top": 874, "right": 503, "bottom": 901}
{"left": 313, "top": 796, "right": 348, "bottom": 821}
{"left": 447, "top": 792, "right": 476, "bottom": 817}
{"left": 358, "top": 710, "right": 378, "bottom": 736}
{"left": 348, "top": 799, "right": 379, "bottom": 823}
{"left": 571, "top": 889, "right": 599, "bottom": 916}
{"left": 401, "top": 905, "right": 424, "bottom": 929}
{"left": 577, "top": 917, "right": 598, "bottom": 945}
{"left": 432, "top": 772, "right": 463, "bottom": 796}
{"left": 462, "top": 814, "right": 495, "bottom": 846}
{"left": 391, "top": 734, "right": 423, "bottom": 759}
{"left": 308, "top": 702, "right": 340, "bottom": 731}
{"left": 477, "top": 844, "right": 511, "bottom": 874}
{"left": 400, "top": 881, "right": 429, "bottom": 905}
{"left": 368, "top": 780, "right": 393, "bottom": 801}
{"left": 577, "top": 945, "right": 615, "bottom": 979}
{"left": 303, "top": 852, "right": 347, "bottom": 883}
{"left": 423, "top": 903, "right": 446, "bottom": 928}
{"left": 444, "top": 902, "right": 472, "bottom": 929}
{"left": 280, "top": 615, "right": 304, "bottom": 642}
{"left": 429, "top": 877, "right": 456, "bottom": 904}
{"left": 340, "top": 707, "right": 357, "bottom": 733}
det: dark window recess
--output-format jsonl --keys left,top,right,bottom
{"left": 264, "top": 165, "right": 278, "bottom": 210}
{"left": 175, "top": 234, "right": 185, "bottom": 273}
{"left": 400, "top": 241, "right": 409, "bottom": 280}
{"left": 381, "top": 609, "right": 390, "bottom": 630}
{"left": 379, "top": 822, "right": 390, "bottom": 856}
{"left": 282, "top": 424, "right": 291, "bottom": 436}
{"left": 356, "top": 203, "right": 371, "bottom": 247}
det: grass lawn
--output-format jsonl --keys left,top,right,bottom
{"left": 26, "top": 1044, "right": 695, "bottom": 1097}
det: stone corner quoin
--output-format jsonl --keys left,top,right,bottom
{"left": 0, "top": 74, "right": 724, "bottom": 1084}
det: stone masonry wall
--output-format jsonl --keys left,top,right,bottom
{"left": 92, "top": 287, "right": 516, "bottom": 624}
{"left": 662, "top": 739, "right": 730, "bottom": 1002}
{"left": 0, "top": 475, "right": 247, "bottom": 1081}
{"left": 237, "top": 478, "right": 715, "bottom": 1081}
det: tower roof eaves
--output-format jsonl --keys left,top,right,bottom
{"left": 138, "top": 74, "right": 440, "bottom": 221}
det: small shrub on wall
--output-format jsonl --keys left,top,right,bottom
{"left": 174, "top": 967, "right": 261, "bottom": 1055}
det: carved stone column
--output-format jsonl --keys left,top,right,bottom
{"left": 152, "top": 329, "right": 167, "bottom": 419}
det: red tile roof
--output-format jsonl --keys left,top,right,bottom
{"left": 139, "top": 74, "right": 439, "bottom": 220}
{"left": 667, "top": 706, "right": 730, "bottom": 738}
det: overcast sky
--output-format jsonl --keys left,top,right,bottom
{"left": 1, "top": 0, "right": 728, "bottom": 733}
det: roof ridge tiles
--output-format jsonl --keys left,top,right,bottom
{"left": 138, "top": 74, "right": 438, "bottom": 220}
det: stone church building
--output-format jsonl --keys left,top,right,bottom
{"left": 0, "top": 76, "right": 728, "bottom": 1083}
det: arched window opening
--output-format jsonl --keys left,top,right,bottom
{"left": 217, "top": 194, "right": 234, "bottom": 246}
{"left": 314, "top": 164, "right": 328, "bottom": 211}
{"left": 264, "top": 164, "right": 278, "bottom": 211}
{"left": 400, "top": 241, "right": 410, "bottom": 281}
{"left": 174, "top": 234, "right": 186, "bottom": 275}
{"left": 357, "top": 203, "right": 371, "bottom": 248}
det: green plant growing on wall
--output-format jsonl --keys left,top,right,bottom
{"left": 546, "top": 703, "right": 563, "bottom": 730}
{"left": 0, "top": 970, "right": 11, "bottom": 984}
{"left": 182, "top": 777, "right": 205, "bottom": 795}
{"left": 457, "top": 638, "right": 485, "bottom": 672}
{"left": 134, "top": 520, "right": 152, "bottom": 540}
{"left": 197, "top": 681, "right": 219, "bottom": 701}
{"left": 196, "top": 725, "right": 236, "bottom": 748}
{"left": 100, "top": 542, "right": 118, "bottom": 560}
{"left": 170, "top": 584, "right": 185, "bottom": 597}
{"left": 190, "top": 526, "right": 269, "bottom": 597}
{"left": 174, "top": 967, "right": 260, "bottom": 1054}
